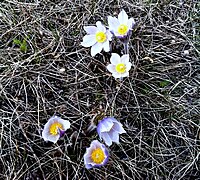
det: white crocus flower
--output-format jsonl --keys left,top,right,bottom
{"left": 42, "top": 116, "right": 70, "bottom": 143}
{"left": 81, "top": 21, "right": 113, "bottom": 57}
{"left": 108, "top": 9, "right": 135, "bottom": 38}
{"left": 107, "top": 53, "right": 132, "bottom": 79}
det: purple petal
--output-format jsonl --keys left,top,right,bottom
{"left": 97, "top": 118, "right": 113, "bottom": 133}
{"left": 59, "top": 129, "right": 65, "bottom": 138}
{"left": 101, "top": 132, "right": 112, "bottom": 146}
{"left": 113, "top": 121, "right": 126, "bottom": 134}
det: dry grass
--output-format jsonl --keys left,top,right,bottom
{"left": 0, "top": 0, "right": 199, "bottom": 179}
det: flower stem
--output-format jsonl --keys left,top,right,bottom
{"left": 123, "top": 43, "right": 129, "bottom": 54}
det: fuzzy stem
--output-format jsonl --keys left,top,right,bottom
{"left": 123, "top": 42, "right": 129, "bottom": 54}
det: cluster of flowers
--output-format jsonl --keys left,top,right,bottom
{"left": 42, "top": 116, "right": 126, "bottom": 169}
{"left": 42, "top": 9, "right": 134, "bottom": 169}
{"left": 81, "top": 9, "right": 135, "bottom": 79}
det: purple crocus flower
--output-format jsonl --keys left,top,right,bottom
{"left": 42, "top": 116, "right": 70, "bottom": 143}
{"left": 97, "top": 117, "right": 126, "bottom": 146}
{"left": 84, "top": 140, "right": 109, "bottom": 169}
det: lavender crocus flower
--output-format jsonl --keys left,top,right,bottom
{"left": 84, "top": 140, "right": 109, "bottom": 169}
{"left": 97, "top": 117, "right": 126, "bottom": 146}
{"left": 42, "top": 116, "right": 70, "bottom": 143}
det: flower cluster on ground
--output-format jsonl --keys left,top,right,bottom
{"left": 42, "top": 9, "right": 134, "bottom": 170}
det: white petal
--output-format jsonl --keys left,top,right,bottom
{"left": 121, "top": 72, "right": 129, "bottom": 77}
{"left": 47, "top": 134, "right": 60, "bottom": 143}
{"left": 112, "top": 72, "right": 122, "bottom": 79}
{"left": 127, "top": 18, "right": 135, "bottom": 29}
{"left": 106, "top": 30, "right": 113, "bottom": 41}
{"left": 110, "top": 53, "right": 121, "bottom": 65}
{"left": 96, "top": 21, "right": 106, "bottom": 32}
{"left": 109, "top": 130, "right": 120, "bottom": 144}
{"left": 126, "top": 62, "right": 132, "bottom": 71}
{"left": 107, "top": 64, "right": 116, "bottom": 73}
{"left": 84, "top": 26, "right": 98, "bottom": 34}
{"left": 113, "top": 122, "right": 126, "bottom": 134}
{"left": 118, "top": 9, "right": 128, "bottom": 25}
{"left": 121, "top": 54, "right": 129, "bottom": 64}
{"left": 101, "top": 132, "right": 113, "bottom": 146}
{"left": 108, "top": 16, "right": 120, "bottom": 31}
{"left": 81, "top": 35, "right": 96, "bottom": 47}
{"left": 103, "top": 40, "right": 110, "bottom": 52}
{"left": 91, "top": 42, "right": 103, "bottom": 56}
{"left": 56, "top": 119, "right": 70, "bottom": 130}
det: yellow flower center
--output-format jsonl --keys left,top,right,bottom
{"left": 49, "top": 122, "right": 63, "bottom": 135}
{"left": 115, "top": 63, "right": 126, "bottom": 73}
{"left": 91, "top": 148, "right": 105, "bottom": 164}
{"left": 95, "top": 31, "right": 107, "bottom": 43}
{"left": 117, "top": 24, "right": 128, "bottom": 35}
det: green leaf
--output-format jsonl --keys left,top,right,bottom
{"left": 13, "top": 39, "right": 21, "bottom": 45}
{"left": 159, "top": 80, "right": 170, "bottom": 88}
{"left": 20, "top": 39, "right": 27, "bottom": 53}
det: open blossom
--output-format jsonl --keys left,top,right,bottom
{"left": 81, "top": 21, "right": 113, "bottom": 57}
{"left": 97, "top": 117, "right": 126, "bottom": 146}
{"left": 108, "top": 9, "right": 135, "bottom": 40}
{"left": 42, "top": 116, "right": 70, "bottom": 143}
{"left": 107, "top": 53, "right": 132, "bottom": 79}
{"left": 84, "top": 140, "right": 109, "bottom": 169}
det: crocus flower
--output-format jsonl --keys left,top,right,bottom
{"left": 84, "top": 140, "right": 109, "bottom": 169}
{"left": 97, "top": 117, "right": 126, "bottom": 146}
{"left": 42, "top": 116, "right": 70, "bottom": 143}
{"left": 81, "top": 21, "right": 113, "bottom": 57}
{"left": 108, "top": 9, "right": 135, "bottom": 42}
{"left": 107, "top": 53, "right": 132, "bottom": 79}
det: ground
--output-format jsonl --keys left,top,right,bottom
{"left": 0, "top": 0, "right": 199, "bottom": 179}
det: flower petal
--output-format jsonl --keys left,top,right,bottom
{"left": 121, "top": 54, "right": 129, "bottom": 64}
{"left": 97, "top": 118, "right": 114, "bottom": 133}
{"left": 109, "top": 129, "right": 120, "bottom": 144}
{"left": 96, "top": 21, "right": 106, "bottom": 32}
{"left": 127, "top": 17, "right": 135, "bottom": 29}
{"left": 110, "top": 53, "right": 121, "bottom": 65}
{"left": 113, "top": 121, "right": 126, "bottom": 134}
{"left": 103, "top": 40, "right": 110, "bottom": 52}
{"left": 118, "top": 9, "right": 128, "bottom": 25}
{"left": 126, "top": 62, "right": 132, "bottom": 71}
{"left": 46, "top": 134, "right": 60, "bottom": 143}
{"left": 107, "top": 64, "right": 116, "bottom": 73}
{"left": 106, "top": 30, "right": 113, "bottom": 41}
{"left": 112, "top": 72, "right": 122, "bottom": 79}
{"left": 91, "top": 42, "right": 103, "bottom": 56}
{"left": 84, "top": 26, "right": 98, "bottom": 34}
{"left": 108, "top": 16, "right": 120, "bottom": 32}
{"left": 121, "top": 72, "right": 129, "bottom": 77}
{"left": 101, "top": 132, "right": 113, "bottom": 146}
{"left": 81, "top": 35, "right": 96, "bottom": 47}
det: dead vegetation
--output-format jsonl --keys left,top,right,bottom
{"left": 0, "top": 0, "right": 199, "bottom": 179}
